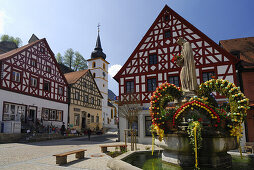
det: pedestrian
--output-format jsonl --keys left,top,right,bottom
{"left": 87, "top": 128, "right": 91, "bottom": 141}
{"left": 60, "top": 122, "right": 66, "bottom": 136}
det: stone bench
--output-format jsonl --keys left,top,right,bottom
{"left": 99, "top": 144, "right": 127, "bottom": 153}
{"left": 244, "top": 142, "right": 254, "bottom": 154}
{"left": 53, "top": 149, "right": 87, "bottom": 165}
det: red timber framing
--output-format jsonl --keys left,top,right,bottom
{"left": 114, "top": 5, "right": 239, "bottom": 104}
{"left": 0, "top": 39, "right": 68, "bottom": 104}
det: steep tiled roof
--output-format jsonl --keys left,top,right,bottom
{"left": 220, "top": 37, "right": 254, "bottom": 65}
{"left": 58, "top": 63, "right": 74, "bottom": 74}
{"left": 0, "top": 39, "right": 42, "bottom": 60}
{"left": 64, "top": 69, "right": 89, "bottom": 84}
{"left": 0, "top": 41, "right": 18, "bottom": 54}
{"left": 108, "top": 89, "right": 117, "bottom": 101}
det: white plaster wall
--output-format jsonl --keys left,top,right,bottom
{"left": 0, "top": 89, "right": 68, "bottom": 127}
{"left": 119, "top": 103, "right": 152, "bottom": 144}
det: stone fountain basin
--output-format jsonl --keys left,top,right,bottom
{"left": 155, "top": 133, "right": 238, "bottom": 153}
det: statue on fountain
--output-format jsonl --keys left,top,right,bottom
{"left": 149, "top": 37, "right": 250, "bottom": 168}
{"left": 176, "top": 37, "right": 198, "bottom": 97}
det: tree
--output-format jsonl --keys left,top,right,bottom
{"left": 62, "top": 48, "right": 88, "bottom": 71}
{"left": 56, "top": 52, "right": 63, "bottom": 63}
{"left": 118, "top": 96, "right": 142, "bottom": 150}
{"left": 73, "top": 51, "right": 88, "bottom": 71}
{"left": 63, "top": 48, "right": 75, "bottom": 69}
{"left": 1, "top": 34, "right": 22, "bottom": 47}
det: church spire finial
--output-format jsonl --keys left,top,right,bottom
{"left": 91, "top": 24, "right": 106, "bottom": 60}
{"left": 97, "top": 23, "right": 101, "bottom": 33}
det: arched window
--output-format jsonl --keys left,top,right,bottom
{"left": 93, "top": 73, "right": 96, "bottom": 78}
{"left": 103, "top": 63, "right": 105, "bottom": 70}
{"left": 93, "top": 62, "right": 96, "bottom": 68}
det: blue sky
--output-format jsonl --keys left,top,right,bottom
{"left": 0, "top": 0, "right": 253, "bottom": 95}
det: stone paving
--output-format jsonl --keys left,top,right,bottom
{"left": 0, "top": 134, "right": 157, "bottom": 170}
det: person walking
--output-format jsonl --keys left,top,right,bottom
{"left": 87, "top": 128, "right": 91, "bottom": 141}
{"left": 60, "top": 122, "right": 66, "bottom": 136}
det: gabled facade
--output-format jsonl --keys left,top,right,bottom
{"left": 65, "top": 69, "right": 103, "bottom": 131}
{"left": 0, "top": 38, "right": 68, "bottom": 133}
{"left": 114, "top": 5, "right": 239, "bottom": 144}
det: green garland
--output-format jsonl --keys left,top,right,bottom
{"left": 198, "top": 79, "right": 249, "bottom": 129}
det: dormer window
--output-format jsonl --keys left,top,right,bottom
{"left": 31, "top": 59, "right": 37, "bottom": 67}
{"left": 149, "top": 54, "right": 157, "bottom": 65}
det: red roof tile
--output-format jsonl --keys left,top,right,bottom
{"left": 220, "top": 37, "right": 254, "bottom": 64}
{"left": 0, "top": 39, "right": 43, "bottom": 60}
{"left": 64, "top": 69, "right": 89, "bottom": 84}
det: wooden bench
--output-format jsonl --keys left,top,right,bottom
{"left": 99, "top": 144, "right": 127, "bottom": 153}
{"left": 53, "top": 149, "right": 87, "bottom": 165}
{"left": 244, "top": 142, "right": 254, "bottom": 154}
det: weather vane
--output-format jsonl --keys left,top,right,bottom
{"left": 97, "top": 23, "right": 101, "bottom": 33}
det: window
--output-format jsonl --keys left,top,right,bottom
{"left": 30, "top": 77, "right": 38, "bottom": 87}
{"left": 111, "top": 109, "right": 114, "bottom": 119}
{"left": 40, "top": 47, "right": 45, "bottom": 53}
{"left": 84, "top": 95, "right": 88, "bottom": 103}
{"left": 103, "top": 63, "right": 105, "bottom": 70}
{"left": 98, "top": 99, "right": 100, "bottom": 106}
{"left": 56, "top": 111, "right": 63, "bottom": 121}
{"left": 92, "top": 62, "right": 96, "bottom": 68}
{"left": 42, "top": 108, "right": 49, "bottom": 120}
{"left": 149, "top": 54, "right": 157, "bottom": 65}
{"left": 84, "top": 82, "right": 87, "bottom": 87}
{"left": 75, "top": 92, "right": 80, "bottom": 100}
{"left": 202, "top": 71, "right": 215, "bottom": 82}
{"left": 31, "top": 59, "right": 37, "bottom": 67}
{"left": 168, "top": 76, "right": 179, "bottom": 87}
{"left": 145, "top": 116, "right": 152, "bottom": 136}
{"left": 96, "top": 116, "right": 99, "bottom": 123}
{"left": 93, "top": 73, "right": 96, "bottom": 78}
{"left": 91, "top": 115, "right": 94, "bottom": 123}
{"left": 91, "top": 97, "right": 94, "bottom": 104}
{"left": 147, "top": 78, "right": 157, "bottom": 92}
{"left": 49, "top": 110, "right": 56, "bottom": 120}
{"left": 58, "top": 86, "right": 64, "bottom": 96}
{"left": 164, "top": 14, "right": 169, "bottom": 21}
{"left": 74, "top": 114, "right": 80, "bottom": 126}
{"left": 126, "top": 81, "right": 134, "bottom": 93}
{"left": 12, "top": 71, "right": 21, "bottom": 82}
{"left": 46, "top": 66, "right": 51, "bottom": 73}
{"left": 164, "top": 30, "right": 171, "bottom": 38}
{"left": 43, "top": 81, "right": 50, "bottom": 92}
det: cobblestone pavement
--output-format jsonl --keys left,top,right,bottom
{"left": 0, "top": 134, "right": 156, "bottom": 170}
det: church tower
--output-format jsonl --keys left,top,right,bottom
{"left": 88, "top": 27, "right": 109, "bottom": 126}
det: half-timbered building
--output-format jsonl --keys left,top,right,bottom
{"left": 220, "top": 37, "right": 254, "bottom": 142}
{"left": 0, "top": 38, "right": 68, "bottom": 133}
{"left": 114, "top": 5, "right": 240, "bottom": 144}
{"left": 64, "top": 69, "right": 103, "bottom": 131}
